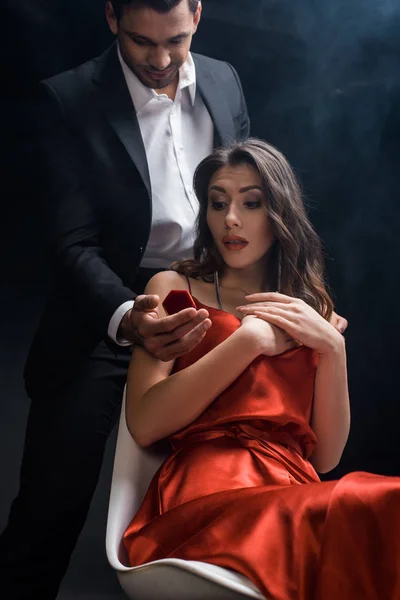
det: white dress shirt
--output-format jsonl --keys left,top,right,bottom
{"left": 107, "top": 47, "right": 214, "bottom": 344}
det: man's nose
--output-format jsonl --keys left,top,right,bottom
{"left": 148, "top": 47, "right": 171, "bottom": 71}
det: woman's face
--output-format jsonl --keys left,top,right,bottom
{"left": 206, "top": 163, "right": 275, "bottom": 271}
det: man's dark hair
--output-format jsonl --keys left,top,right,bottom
{"left": 111, "top": 0, "right": 199, "bottom": 20}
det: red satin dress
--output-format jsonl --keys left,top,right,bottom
{"left": 123, "top": 298, "right": 400, "bottom": 600}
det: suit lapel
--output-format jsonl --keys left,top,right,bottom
{"left": 93, "top": 44, "right": 151, "bottom": 197}
{"left": 92, "top": 47, "right": 236, "bottom": 197}
{"left": 194, "top": 55, "right": 236, "bottom": 147}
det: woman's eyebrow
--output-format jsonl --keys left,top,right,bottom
{"left": 239, "top": 185, "right": 263, "bottom": 193}
{"left": 209, "top": 185, "right": 263, "bottom": 193}
{"left": 209, "top": 185, "right": 227, "bottom": 193}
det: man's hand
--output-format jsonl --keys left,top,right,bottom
{"left": 118, "top": 294, "right": 212, "bottom": 361}
{"left": 330, "top": 311, "right": 348, "bottom": 335}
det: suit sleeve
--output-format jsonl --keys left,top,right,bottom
{"left": 225, "top": 62, "right": 251, "bottom": 140}
{"left": 35, "top": 80, "right": 136, "bottom": 339}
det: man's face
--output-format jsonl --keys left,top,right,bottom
{"left": 106, "top": 1, "right": 201, "bottom": 90}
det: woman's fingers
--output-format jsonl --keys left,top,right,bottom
{"left": 253, "top": 310, "right": 296, "bottom": 335}
{"left": 245, "top": 292, "right": 294, "bottom": 304}
{"left": 237, "top": 300, "right": 296, "bottom": 313}
{"left": 238, "top": 304, "right": 295, "bottom": 319}
{"left": 254, "top": 310, "right": 291, "bottom": 324}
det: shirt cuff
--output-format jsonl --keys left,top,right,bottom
{"left": 108, "top": 300, "right": 135, "bottom": 346}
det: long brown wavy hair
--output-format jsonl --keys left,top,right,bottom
{"left": 173, "top": 138, "right": 334, "bottom": 320}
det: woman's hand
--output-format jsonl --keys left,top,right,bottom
{"left": 237, "top": 293, "right": 344, "bottom": 355}
{"left": 239, "top": 314, "right": 299, "bottom": 357}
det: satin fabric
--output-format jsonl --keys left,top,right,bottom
{"left": 123, "top": 300, "right": 400, "bottom": 599}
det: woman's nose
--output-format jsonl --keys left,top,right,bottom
{"left": 224, "top": 207, "right": 242, "bottom": 229}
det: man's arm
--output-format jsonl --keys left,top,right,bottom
{"left": 37, "top": 80, "right": 210, "bottom": 352}
{"left": 36, "top": 80, "right": 135, "bottom": 338}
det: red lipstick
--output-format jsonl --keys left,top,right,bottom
{"left": 222, "top": 235, "right": 249, "bottom": 251}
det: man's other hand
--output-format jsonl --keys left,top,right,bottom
{"left": 330, "top": 311, "right": 348, "bottom": 334}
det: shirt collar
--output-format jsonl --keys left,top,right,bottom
{"left": 117, "top": 45, "right": 197, "bottom": 112}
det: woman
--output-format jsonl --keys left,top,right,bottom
{"left": 123, "top": 139, "right": 399, "bottom": 599}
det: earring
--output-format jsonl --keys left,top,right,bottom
{"left": 277, "top": 245, "right": 282, "bottom": 293}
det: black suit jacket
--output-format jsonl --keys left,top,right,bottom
{"left": 25, "top": 43, "right": 250, "bottom": 398}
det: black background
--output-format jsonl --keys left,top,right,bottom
{"left": 1, "top": 1, "right": 399, "bottom": 597}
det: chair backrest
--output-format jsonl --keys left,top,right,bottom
{"left": 106, "top": 389, "right": 266, "bottom": 600}
{"left": 106, "top": 387, "right": 170, "bottom": 569}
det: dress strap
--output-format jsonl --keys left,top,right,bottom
{"left": 185, "top": 276, "right": 192, "bottom": 295}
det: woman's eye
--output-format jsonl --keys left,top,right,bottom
{"left": 210, "top": 200, "right": 226, "bottom": 211}
{"left": 245, "top": 200, "right": 262, "bottom": 209}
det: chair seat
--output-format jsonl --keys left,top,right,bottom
{"left": 116, "top": 559, "right": 265, "bottom": 599}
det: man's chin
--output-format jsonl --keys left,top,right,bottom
{"left": 140, "top": 69, "right": 179, "bottom": 90}
{"left": 145, "top": 78, "right": 172, "bottom": 90}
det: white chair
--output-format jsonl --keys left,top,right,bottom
{"left": 106, "top": 389, "right": 266, "bottom": 600}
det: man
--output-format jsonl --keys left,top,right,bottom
{"left": 0, "top": 1, "right": 252, "bottom": 598}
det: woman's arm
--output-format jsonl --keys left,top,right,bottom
{"left": 126, "top": 272, "right": 265, "bottom": 447}
{"left": 309, "top": 338, "right": 350, "bottom": 473}
{"left": 237, "top": 292, "right": 350, "bottom": 473}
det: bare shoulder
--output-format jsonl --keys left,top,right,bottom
{"left": 144, "top": 270, "right": 188, "bottom": 299}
